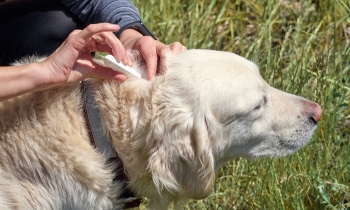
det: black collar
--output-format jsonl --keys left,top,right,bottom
{"left": 80, "top": 81, "right": 142, "bottom": 209}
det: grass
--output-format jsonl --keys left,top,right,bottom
{"left": 133, "top": 0, "right": 350, "bottom": 209}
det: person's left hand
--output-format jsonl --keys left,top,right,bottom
{"left": 119, "top": 28, "right": 186, "bottom": 80}
{"left": 0, "top": 23, "right": 131, "bottom": 101}
{"left": 40, "top": 23, "right": 131, "bottom": 89}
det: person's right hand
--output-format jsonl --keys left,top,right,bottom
{"left": 119, "top": 28, "right": 186, "bottom": 80}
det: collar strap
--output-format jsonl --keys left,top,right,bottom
{"left": 80, "top": 81, "right": 142, "bottom": 209}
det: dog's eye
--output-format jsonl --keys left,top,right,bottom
{"left": 253, "top": 103, "right": 262, "bottom": 111}
{"left": 253, "top": 96, "right": 267, "bottom": 111}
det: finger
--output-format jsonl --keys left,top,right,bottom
{"left": 156, "top": 45, "right": 172, "bottom": 74}
{"left": 92, "top": 32, "right": 130, "bottom": 66}
{"left": 78, "top": 23, "right": 120, "bottom": 43}
{"left": 143, "top": 48, "right": 158, "bottom": 80}
{"left": 73, "top": 52, "right": 127, "bottom": 81}
{"left": 105, "top": 33, "right": 130, "bottom": 66}
{"left": 135, "top": 36, "right": 159, "bottom": 79}
{"left": 72, "top": 23, "right": 120, "bottom": 54}
{"left": 169, "top": 42, "right": 186, "bottom": 54}
{"left": 92, "top": 33, "right": 122, "bottom": 56}
{"left": 91, "top": 64, "right": 128, "bottom": 81}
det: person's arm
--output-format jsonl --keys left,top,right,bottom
{"left": 61, "top": 0, "right": 144, "bottom": 35}
{"left": 0, "top": 23, "right": 128, "bottom": 102}
{"left": 0, "top": 64, "right": 45, "bottom": 101}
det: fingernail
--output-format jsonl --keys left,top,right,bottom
{"left": 112, "top": 24, "right": 120, "bottom": 29}
{"left": 116, "top": 54, "right": 122, "bottom": 62}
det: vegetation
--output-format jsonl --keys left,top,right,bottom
{"left": 133, "top": 0, "right": 350, "bottom": 209}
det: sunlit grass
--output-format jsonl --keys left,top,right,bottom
{"left": 133, "top": 0, "right": 350, "bottom": 209}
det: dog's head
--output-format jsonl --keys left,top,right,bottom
{"left": 116, "top": 49, "right": 321, "bottom": 202}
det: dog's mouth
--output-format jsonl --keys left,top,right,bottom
{"left": 247, "top": 124, "right": 317, "bottom": 158}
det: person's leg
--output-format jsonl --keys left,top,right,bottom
{"left": 0, "top": 0, "right": 85, "bottom": 65}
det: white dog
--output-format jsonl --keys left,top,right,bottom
{"left": 0, "top": 49, "right": 322, "bottom": 209}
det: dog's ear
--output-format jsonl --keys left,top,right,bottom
{"left": 147, "top": 84, "right": 216, "bottom": 199}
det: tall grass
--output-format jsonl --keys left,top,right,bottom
{"left": 133, "top": 0, "right": 350, "bottom": 209}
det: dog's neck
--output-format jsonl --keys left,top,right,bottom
{"left": 90, "top": 78, "right": 159, "bottom": 181}
{"left": 80, "top": 80, "right": 143, "bottom": 208}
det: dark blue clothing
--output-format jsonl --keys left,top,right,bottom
{"left": 0, "top": 0, "right": 151, "bottom": 66}
{"left": 61, "top": 0, "right": 142, "bottom": 30}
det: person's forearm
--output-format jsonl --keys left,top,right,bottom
{"left": 60, "top": 0, "right": 156, "bottom": 41}
{"left": 61, "top": 0, "right": 142, "bottom": 29}
{"left": 0, "top": 64, "right": 44, "bottom": 101}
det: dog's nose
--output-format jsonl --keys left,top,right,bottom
{"left": 308, "top": 103, "right": 322, "bottom": 123}
{"left": 313, "top": 103, "right": 322, "bottom": 121}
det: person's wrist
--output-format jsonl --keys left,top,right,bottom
{"left": 30, "top": 61, "right": 62, "bottom": 92}
{"left": 119, "top": 28, "right": 143, "bottom": 49}
{"left": 27, "top": 62, "right": 47, "bottom": 92}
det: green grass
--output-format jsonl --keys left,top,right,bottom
{"left": 133, "top": 0, "right": 350, "bottom": 209}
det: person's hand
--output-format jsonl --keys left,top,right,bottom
{"left": 119, "top": 28, "right": 187, "bottom": 79}
{"left": 39, "top": 23, "right": 130, "bottom": 88}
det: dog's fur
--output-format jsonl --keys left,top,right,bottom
{"left": 0, "top": 49, "right": 321, "bottom": 209}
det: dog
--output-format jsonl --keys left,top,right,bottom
{"left": 0, "top": 49, "right": 322, "bottom": 209}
